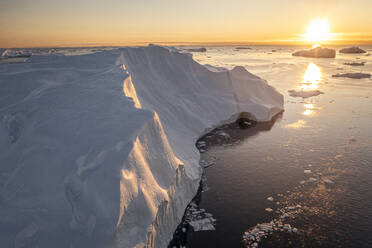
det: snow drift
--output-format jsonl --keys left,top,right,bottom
{"left": 0, "top": 45, "right": 283, "bottom": 248}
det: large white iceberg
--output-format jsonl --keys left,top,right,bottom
{"left": 0, "top": 45, "right": 283, "bottom": 248}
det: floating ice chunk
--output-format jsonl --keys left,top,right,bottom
{"left": 281, "top": 213, "right": 290, "bottom": 219}
{"left": 186, "top": 47, "right": 207, "bottom": 52}
{"left": 235, "top": 47, "right": 252, "bottom": 50}
{"left": 332, "top": 73, "right": 371, "bottom": 79}
{"left": 339, "top": 46, "right": 366, "bottom": 54}
{"left": 1, "top": 49, "right": 31, "bottom": 58}
{"left": 344, "top": 61, "right": 365, "bottom": 66}
{"left": 188, "top": 219, "right": 216, "bottom": 231}
{"left": 283, "top": 224, "right": 292, "bottom": 232}
{"left": 304, "top": 169, "right": 312, "bottom": 174}
{"left": 334, "top": 154, "right": 343, "bottom": 159}
{"left": 309, "top": 177, "right": 318, "bottom": 183}
{"left": 288, "top": 90, "right": 324, "bottom": 98}
{"left": 267, "top": 196, "right": 274, "bottom": 201}
{"left": 265, "top": 208, "right": 273, "bottom": 212}
{"left": 323, "top": 178, "right": 334, "bottom": 184}
{"left": 292, "top": 47, "right": 336, "bottom": 58}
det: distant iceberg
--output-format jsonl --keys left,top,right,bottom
{"left": 1, "top": 49, "right": 32, "bottom": 58}
{"left": 332, "top": 72, "right": 371, "bottom": 79}
{"left": 186, "top": 47, "right": 207, "bottom": 52}
{"left": 292, "top": 47, "right": 336, "bottom": 58}
{"left": 339, "top": 46, "right": 366, "bottom": 54}
{"left": 288, "top": 89, "right": 324, "bottom": 98}
{"left": 344, "top": 61, "right": 365, "bottom": 66}
{"left": 0, "top": 45, "right": 283, "bottom": 248}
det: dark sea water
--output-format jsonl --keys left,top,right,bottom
{"left": 171, "top": 45, "right": 372, "bottom": 248}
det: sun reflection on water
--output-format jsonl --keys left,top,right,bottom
{"left": 303, "top": 103, "right": 315, "bottom": 116}
{"left": 301, "top": 63, "right": 321, "bottom": 91}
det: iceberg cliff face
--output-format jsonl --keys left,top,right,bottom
{"left": 0, "top": 46, "right": 283, "bottom": 248}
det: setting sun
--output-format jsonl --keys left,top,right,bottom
{"left": 305, "top": 19, "right": 331, "bottom": 42}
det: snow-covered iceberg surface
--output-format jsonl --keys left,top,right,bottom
{"left": 0, "top": 45, "right": 283, "bottom": 248}
{"left": 339, "top": 46, "right": 366, "bottom": 54}
{"left": 292, "top": 47, "right": 336, "bottom": 58}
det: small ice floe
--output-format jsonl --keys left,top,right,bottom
{"left": 323, "top": 178, "right": 334, "bottom": 184}
{"left": 292, "top": 47, "right": 336, "bottom": 58}
{"left": 186, "top": 47, "right": 207, "bottom": 53}
{"left": 288, "top": 90, "right": 324, "bottom": 98}
{"left": 304, "top": 169, "right": 312, "bottom": 174}
{"left": 332, "top": 73, "right": 371, "bottom": 79}
{"left": 1, "top": 49, "right": 32, "bottom": 58}
{"left": 267, "top": 196, "right": 274, "bottom": 201}
{"left": 281, "top": 213, "right": 290, "bottom": 219}
{"left": 339, "top": 46, "right": 366, "bottom": 54}
{"left": 307, "top": 164, "right": 312, "bottom": 167}
{"left": 184, "top": 202, "right": 216, "bottom": 231}
{"left": 265, "top": 208, "right": 274, "bottom": 212}
{"left": 334, "top": 154, "right": 343, "bottom": 159}
{"left": 344, "top": 61, "right": 366, "bottom": 66}
{"left": 299, "top": 180, "right": 306, "bottom": 185}
{"left": 235, "top": 47, "right": 252, "bottom": 50}
{"left": 308, "top": 177, "right": 318, "bottom": 183}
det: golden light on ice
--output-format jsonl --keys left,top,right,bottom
{"left": 305, "top": 19, "right": 331, "bottom": 42}
{"left": 301, "top": 63, "right": 321, "bottom": 91}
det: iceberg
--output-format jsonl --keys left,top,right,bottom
{"left": 339, "top": 46, "right": 366, "bottom": 54}
{"left": 332, "top": 73, "right": 371, "bottom": 79}
{"left": 288, "top": 89, "right": 324, "bottom": 98}
{"left": 0, "top": 45, "right": 283, "bottom": 248}
{"left": 344, "top": 61, "right": 365, "bottom": 66}
{"left": 185, "top": 47, "right": 207, "bottom": 52}
{"left": 1, "top": 49, "right": 32, "bottom": 58}
{"left": 292, "top": 47, "right": 336, "bottom": 58}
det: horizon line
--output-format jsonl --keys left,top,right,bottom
{"left": 2, "top": 40, "right": 372, "bottom": 49}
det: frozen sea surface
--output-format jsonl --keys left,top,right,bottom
{"left": 174, "top": 45, "right": 372, "bottom": 248}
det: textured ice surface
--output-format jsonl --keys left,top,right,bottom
{"left": 0, "top": 45, "right": 283, "bottom": 248}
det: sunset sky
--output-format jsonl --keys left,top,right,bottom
{"left": 1, "top": 0, "right": 372, "bottom": 48}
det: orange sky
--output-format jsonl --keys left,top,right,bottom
{"left": 1, "top": 0, "right": 372, "bottom": 48}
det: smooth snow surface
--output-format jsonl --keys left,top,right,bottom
{"left": 0, "top": 45, "right": 283, "bottom": 248}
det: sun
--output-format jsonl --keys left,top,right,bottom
{"left": 304, "top": 19, "right": 331, "bottom": 42}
